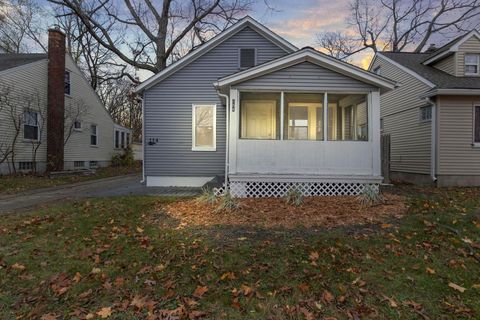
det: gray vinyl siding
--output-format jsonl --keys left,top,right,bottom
{"left": 372, "top": 56, "right": 432, "bottom": 174}
{"left": 144, "top": 26, "right": 289, "bottom": 177}
{"left": 433, "top": 54, "right": 455, "bottom": 75}
{"left": 233, "top": 62, "right": 375, "bottom": 91}
{"left": 456, "top": 35, "right": 480, "bottom": 76}
{"left": 437, "top": 95, "right": 480, "bottom": 175}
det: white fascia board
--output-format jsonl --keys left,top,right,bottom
{"left": 134, "top": 16, "right": 298, "bottom": 93}
{"left": 215, "top": 49, "right": 396, "bottom": 90}
{"left": 423, "top": 30, "right": 480, "bottom": 65}
{"left": 376, "top": 53, "right": 436, "bottom": 88}
{"left": 421, "top": 88, "right": 480, "bottom": 98}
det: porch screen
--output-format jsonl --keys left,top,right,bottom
{"left": 284, "top": 93, "right": 324, "bottom": 140}
{"left": 327, "top": 94, "right": 368, "bottom": 141}
{"left": 240, "top": 92, "right": 281, "bottom": 139}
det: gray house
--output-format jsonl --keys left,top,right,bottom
{"left": 370, "top": 30, "right": 480, "bottom": 186}
{"left": 136, "top": 16, "right": 395, "bottom": 197}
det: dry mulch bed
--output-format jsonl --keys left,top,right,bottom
{"left": 160, "top": 193, "right": 407, "bottom": 229}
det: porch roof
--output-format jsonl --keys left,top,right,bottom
{"left": 214, "top": 47, "right": 397, "bottom": 93}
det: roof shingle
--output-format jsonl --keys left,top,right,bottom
{"left": 0, "top": 53, "right": 47, "bottom": 72}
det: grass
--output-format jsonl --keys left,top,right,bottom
{"left": 0, "top": 187, "right": 479, "bottom": 319}
{"left": 0, "top": 164, "right": 141, "bottom": 195}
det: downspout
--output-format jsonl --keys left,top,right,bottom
{"left": 140, "top": 93, "right": 146, "bottom": 184}
{"left": 216, "top": 90, "right": 230, "bottom": 192}
{"left": 425, "top": 97, "right": 437, "bottom": 183}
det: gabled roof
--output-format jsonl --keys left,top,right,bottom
{"left": 378, "top": 52, "right": 480, "bottom": 90}
{"left": 134, "top": 16, "right": 298, "bottom": 93}
{"left": 215, "top": 47, "right": 397, "bottom": 92}
{"left": 422, "top": 29, "right": 480, "bottom": 65}
{"left": 0, "top": 53, "right": 47, "bottom": 72}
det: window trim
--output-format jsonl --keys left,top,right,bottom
{"left": 192, "top": 104, "right": 216, "bottom": 152}
{"left": 90, "top": 124, "right": 98, "bottom": 147}
{"left": 65, "top": 70, "right": 71, "bottom": 96}
{"left": 23, "top": 110, "right": 40, "bottom": 141}
{"left": 419, "top": 105, "right": 433, "bottom": 123}
{"left": 238, "top": 48, "right": 257, "bottom": 69}
{"left": 465, "top": 53, "right": 480, "bottom": 76}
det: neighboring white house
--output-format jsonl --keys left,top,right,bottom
{"left": 0, "top": 29, "right": 131, "bottom": 174}
{"left": 135, "top": 16, "right": 396, "bottom": 197}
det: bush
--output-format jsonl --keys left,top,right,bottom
{"left": 284, "top": 187, "right": 304, "bottom": 206}
{"left": 216, "top": 192, "right": 240, "bottom": 212}
{"left": 357, "top": 184, "right": 384, "bottom": 206}
{"left": 111, "top": 146, "right": 134, "bottom": 167}
{"left": 196, "top": 187, "right": 217, "bottom": 205}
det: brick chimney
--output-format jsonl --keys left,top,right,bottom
{"left": 46, "top": 28, "right": 66, "bottom": 172}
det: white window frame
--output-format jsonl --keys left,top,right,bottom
{"left": 465, "top": 53, "right": 480, "bottom": 76}
{"left": 419, "top": 105, "right": 432, "bottom": 123}
{"left": 90, "top": 124, "right": 98, "bottom": 147}
{"left": 192, "top": 104, "right": 216, "bottom": 151}
{"left": 23, "top": 110, "right": 40, "bottom": 141}
{"left": 73, "top": 120, "right": 82, "bottom": 131}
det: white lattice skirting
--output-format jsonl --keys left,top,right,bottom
{"left": 214, "top": 181, "right": 379, "bottom": 198}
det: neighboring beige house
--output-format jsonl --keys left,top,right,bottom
{"left": 370, "top": 30, "right": 480, "bottom": 186}
{"left": 0, "top": 29, "right": 130, "bottom": 175}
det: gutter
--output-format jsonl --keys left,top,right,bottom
{"left": 139, "top": 94, "right": 146, "bottom": 184}
{"left": 216, "top": 90, "right": 230, "bottom": 192}
{"left": 424, "top": 97, "right": 437, "bottom": 183}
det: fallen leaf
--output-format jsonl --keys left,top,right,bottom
{"left": 73, "top": 272, "right": 82, "bottom": 282}
{"left": 136, "top": 226, "right": 144, "bottom": 233}
{"left": 309, "top": 251, "right": 319, "bottom": 261}
{"left": 241, "top": 284, "right": 254, "bottom": 296}
{"left": 322, "top": 290, "right": 334, "bottom": 304}
{"left": 381, "top": 223, "right": 393, "bottom": 228}
{"left": 220, "top": 272, "right": 236, "bottom": 280}
{"left": 448, "top": 282, "right": 466, "bottom": 293}
{"left": 40, "top": 314, "right": 57, "bottom": 320}
{"left": 298, "top": 283, "right": 309, "bottom": 293}
{"left": 11, "top": 263, "right": 26, "bottom": 271}
{"left": 91, "top": 267, "right": 101, "bottom": 274}
{"left": 96, "top": 307, "right": 112, "bottom": 318}
{"left": 193, "top": 285, "right": 208, "bottom": 298}
{"left": 426, "top": 267, "right": 436, "bottom": 274}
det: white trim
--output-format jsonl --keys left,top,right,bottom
{"left": 421, "top": 88, "right": 480, "bottom": 98}
{"left": 229, "top": 173, "right": 382, "bottom": 183}
{"left": 423, "top": 30, "right": 480, "bottom": 65}
{"left": 192, "top": 104, "right": 217, "bottom": 151}
{"left": 146, "top": 176, "right": 213, "bottom": 187}
{"left": 215, "top": 49, "right": 397, "bottom": 91}
{"left": 135, "top": 16, "right": 297, "bottom": 93}
{"left": 90, "top": 123, "right": 98, "bottom": 147}
{"left": 375, "top": 53, "right": 436, "bottom": 88}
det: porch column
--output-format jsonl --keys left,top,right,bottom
{"left": 228, "top": 88, "right": 239, "bottom": 174}
{"left": 370, "top": 90, "right": 381, "bottom": 177}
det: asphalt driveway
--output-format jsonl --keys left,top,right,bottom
{"left": 0, "top": 174, "right": 200, "bottom": 214}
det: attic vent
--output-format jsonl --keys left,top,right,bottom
{"left": 240, "top": 48, "right": 256, "bottom": 68}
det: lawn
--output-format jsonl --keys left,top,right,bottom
{"left": 0, "top": 164, "right": 141, "bottom": 195}
{"left": 0, "top": 187, "right": 479, "bottom": 319}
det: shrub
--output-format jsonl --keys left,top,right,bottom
{"left": 111, "top": 146, "right": 134, "bottom": 167}
{"left": 216, "top": 192, "right": 240, "bottom": 212}
{"left": 196, "top": 187, "right": 217, "bottom": 205}
{"left": 284, "top": 187, "right": 304, "bottom": 206}
{"left": 357, "top": 184, "right": 384, "bottom": 206}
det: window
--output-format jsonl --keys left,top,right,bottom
{"left": 23, "top": 110, "right": 39, "bottom": 140}
{"left": 90, "top": 124, "right": 97, "bottom": 146}
{"left": 73, "top": 120, "right": 82, "bottom": 130}
{"left": 373, "top": 66, "right": 381, "bottom": 75}
{"left": 89, "top": 160, "right": 97, "bottom": 168}
{"left": 114, "top": 130, "right": 120, "bottom": 148}
{"left": 192, "top": 104, "right": 216, "bottom": 151}
{"left": 126, "top": 133, "right": 130, "bottom": 147}
{"left": 121, "top": 131, "right": 125, "bottom": 148}
{"left": 18, "top": 162, "right": 33, "bottom": 171}
{"left": 420, "top": 105, "right": 432, "bottom": 122}
{"left": 327, "top": 94, "right": 368, "bottom": 141}
{"left": 74, "top": 161, "right": 84, "bottom": 168}
{"left": 65, "top": 71, "right": 71, "bottom": 95}
{"left": 465, "top": 54, "right": 479, "bottom": 75}
{"left": 240, "top": 92, "right": 281, "bottom": 140}
{"left": 284, "top": 93, "right": 323, "bottom": 140}
{"left": 239, "top": 48, "right": 256, "bottom": 68}
{"left": 380, "top": 118, "right": 384, "bottom": 132}
{"left": 474, "top": 106, "right": 480, "bottom": 143}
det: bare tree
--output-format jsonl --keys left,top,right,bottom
{"left": 64, "top": 98, "right": 90, "bottom": 146}
{"left": 0, "top": 0, "right": 47, "bottom": 53}
{"left": 48, "top": 0, "right": 255, "bottom": 74}
{"left": 317, "top": 0, "right": 480, "bottom": 58}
